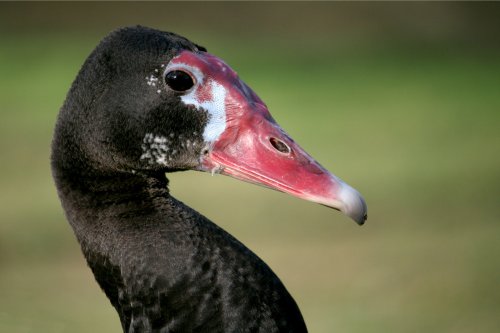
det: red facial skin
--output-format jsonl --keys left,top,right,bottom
{"left": 168, "top": 51, "right": 367, "bottom": 224}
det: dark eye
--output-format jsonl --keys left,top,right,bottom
{"left": 164, "top": 70, "right": 194, "bottom": 92}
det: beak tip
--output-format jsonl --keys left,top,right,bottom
{"left": 338, "top": 183, "right": 368, "bottom": 225}
{"left": 356, "top": 213, "right": 368, "bottom": 226}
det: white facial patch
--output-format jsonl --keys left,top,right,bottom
{"left": 181, "top": 81, "right": 227, "bottom": 143}
{"left": 164, "top": 63, "right": 228, "bottom": 143}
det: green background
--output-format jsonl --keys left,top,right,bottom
{"left": 1, "top": 2, "right": 499, "bottom": 332}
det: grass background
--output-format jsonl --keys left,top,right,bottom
{"left": 0, "top": 2, "right": 499, "bottom": 332}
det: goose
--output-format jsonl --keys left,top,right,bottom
{"left": 51, "top": 26, "right": 367, "bottom": 332}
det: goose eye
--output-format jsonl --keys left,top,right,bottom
{"left": 165, "top": 70, "right": 194, "bottom": 92}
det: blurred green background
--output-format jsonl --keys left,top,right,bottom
{"left": 1, "top": 2, "right": 499, "bottom": 332}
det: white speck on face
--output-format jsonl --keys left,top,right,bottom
{"left": 140, "top": 133, "right": 171, "bottom": 166}
{"left": 146, "top": 74, "right": 160, "bottom": 90}
{"left": 153, "top": 136, "right": 167, "bottom": 143}
{"left": 156, "top": 155, "right": 167, "bottom": 165}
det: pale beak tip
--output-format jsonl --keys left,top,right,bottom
{"left": 338, "top": 183, "right": 368, "bottom": 225}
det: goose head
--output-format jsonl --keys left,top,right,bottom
{"left": 56, "top": 26, "right": 367, "bottom": 224}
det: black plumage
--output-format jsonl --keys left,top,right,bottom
{"left": 52, "top": 26, "right": 308, "bottom": 332}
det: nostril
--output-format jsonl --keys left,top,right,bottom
{"left": 269, "top": 137, "right": 291, "bottom": 154}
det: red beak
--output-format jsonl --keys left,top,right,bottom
{"left": 170, "top": 50, "right": 367, "bottom": 224}
{"left": 199, "top": 104, "right": 367, "bottom": 225}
